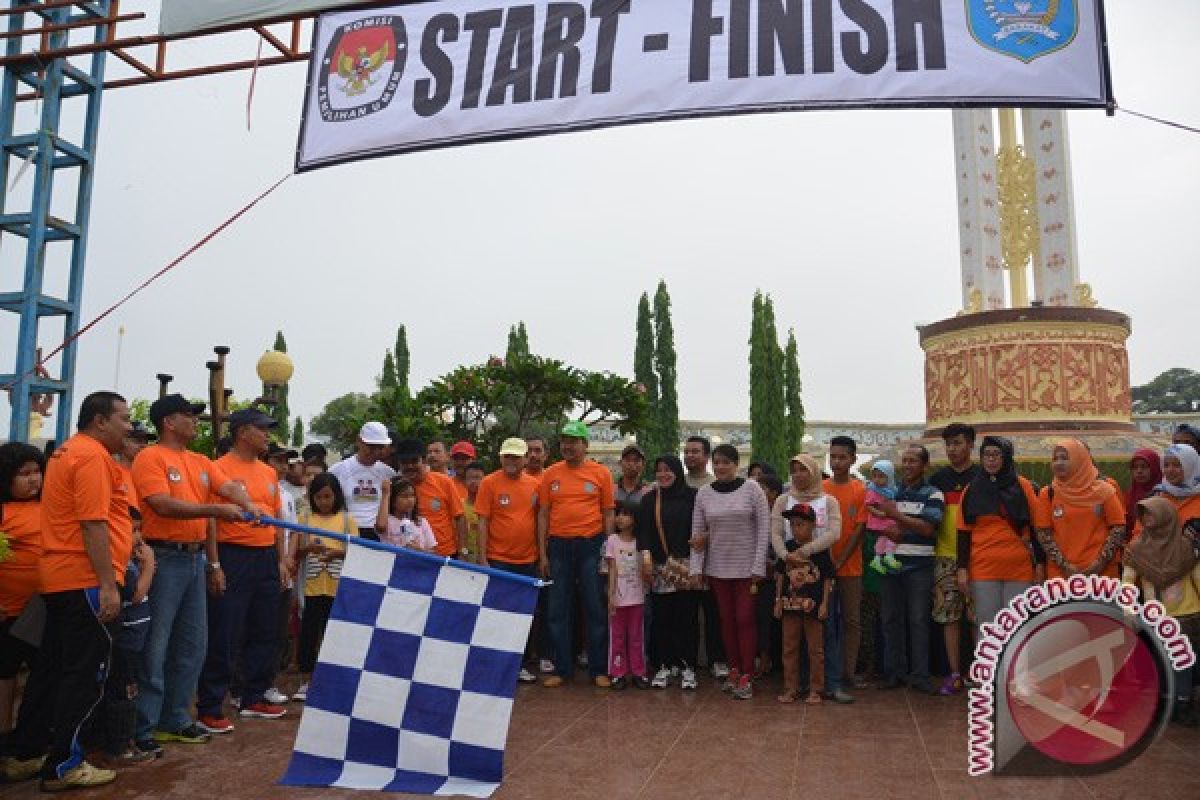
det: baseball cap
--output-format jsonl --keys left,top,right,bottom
{"left": 621, "top": 444, "right": 645, "bottom": 459}
{"left": 149, "top": 393, "right": 206, "bottom": 427}
{"left": 450, "top": 441, "right": 477, "bottom": 459}
{"left": 359, "top": 421, "right": 391, "bottom": 446}
{"left": 127, "top": 421, "right": 155, "bottom": 441}
{"left": 499, "top": 437, "right": 528, "bottom": 457}
{"left": 266, "top": 442, "right": 299, "bottom": 461}
{"left": 227, "top": 408, "right": 277, "bottom": 434}
{"left": 301, "top": 443, "right": 327, "bottom": 462}
{"left": 392, "top": 438, "right": 425, "bottom": 461}
{"left": 782, "top": 503, "right": 817, "bottom": 521}
{"left": 560, "top": 420, "right": 590, "bottom": 440}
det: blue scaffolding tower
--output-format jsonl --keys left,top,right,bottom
{"left": 0, "top": 0, "right": 112, "bottom": 442}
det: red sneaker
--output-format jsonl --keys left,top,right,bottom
{"left": 197, "top": 715, "right": 235, "bottom": 734}
{"left": 239, "top": 702, "right": 287, "bottom": 719}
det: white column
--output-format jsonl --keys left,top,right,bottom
{"left": 1022, "top": 109, "right": 1080, "bottom": 307}
{"left": 952, "top": 109, "right": 1007, "bottom": 310}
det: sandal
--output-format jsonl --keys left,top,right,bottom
{"left": 776, "top": 690, "right": 798, "bottom": 704}
{"left": 805, "top": 692, "right": 823, "bottom": 705}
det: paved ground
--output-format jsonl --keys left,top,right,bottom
{"left": 2, "top": 673, "right": 1196, "bottom": 799}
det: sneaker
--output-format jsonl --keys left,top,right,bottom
{"left": 539, "top": 658, "right": 555, "bottom": 673}
{"left": 721, "top": 667, "right": 741, "bottom": 693}
{"left": 293, "top": 683, "right": 309, "bottom": 702}
{"left": 651, "top": 667, "right": 671, "bottom": 689}
{"left": 39, "top": 761, "right": 116, "bottom": 792}
{"left": 154, "top": 723, "right": 211, "bottom": 744}
{"left": 542, "top": 675, "right": 565, "bottom": 688}
{"left": 940, "top": 673, "right": 963, "bottom": 696}
{"left": 517, "top": 669, "right": 537, "bottom": 684}
{"left": 828, "top": 689, "right": 856, "bottom": 704}
{"left": 869, "top": 556, "right": 887, "bottom": 574}
{"left": 592, "top": 675, "right": 611, "bottom": 689}
{"left": 711, "top": 661, "right": 730, "bottom": 679}
{"left": 92, "top": 748, "right": 156, "bottom": 768}
{"left": 633, "top": 676, "right": 652, "bottom": 690}
{"left": 264, "top": 687, "right": 290, "bottom": 704}
{"left": 1, "top": 754, "right": 45, "bottom": 782}
{"left": 197, "top": 715, "right": 235, "bottom": 734}
{"left": 610, "top": 676, "right": 627, "bottom": 690}
{"left": 239, "top": 702, "right": 287, "bottom": 719}
{"left": 851, "top": 674, "right": 870, "bottom": 690}
{"left": 731, "top": 674, "right": 753, "bottom": 700}
{"left": 230, "top": 696, "right": 241, "bottom": 710}
{"left": 680, "top": 667, "right": 698, "bottom": 690}
{"left": 133, "top": 739, "right": 164, "bottom": 759}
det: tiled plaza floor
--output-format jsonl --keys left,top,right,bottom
{"left": 2, "top": 673, "right": 1196, "bottom": 799}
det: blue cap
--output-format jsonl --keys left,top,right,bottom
{"left": 228, "top": 408, "right": 278, "bottom": 433}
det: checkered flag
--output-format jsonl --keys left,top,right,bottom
{"left": 280, "top": 540, "right": 539, "bottom": 796}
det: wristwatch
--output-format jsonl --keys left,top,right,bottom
{"left": 205, "top": 562, "right": 222, "bottom": 573}
{"left": 459, "top": 548, "right": 470, "bottom": 557}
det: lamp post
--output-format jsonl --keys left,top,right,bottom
{"left": 255, "top": 349, "right": 294, "bottom": 423}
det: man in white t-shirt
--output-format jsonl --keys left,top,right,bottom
{"left": 329, "top": 421, "right": 396, "bottom": 541}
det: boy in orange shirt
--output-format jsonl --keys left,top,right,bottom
{"left": 822, "top": 435, "right": 868, "bottom": 698}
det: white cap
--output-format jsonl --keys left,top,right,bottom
{"left": 359, "top": 421, "right": 391, "bottom": 446}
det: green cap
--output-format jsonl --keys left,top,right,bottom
{"left": 560, "top": 420, "right": 590, "bottom": 440}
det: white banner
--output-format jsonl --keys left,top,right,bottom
{"left": 160, "top": 0, "right": 367, "bottom": 35}
{"left": 296, "top": 0, "right": 1112, "bottom": 171}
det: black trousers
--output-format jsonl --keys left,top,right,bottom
{"left": 700, "top": 588, "right": 725, "bottom": 665}
{"left": 83, "top": 645, "right": 137, "bottom": 756}
{"left": 651, "top": 590, "right": 699, "bottom": 670}
{"left": 297, "top": 595, "right": 334, "bottom": 674}
{"left": 10, "top": 589, "right": 117, "bottom": 779}
{"left": 489, "top": 561, "right": 541, "bottom": 667}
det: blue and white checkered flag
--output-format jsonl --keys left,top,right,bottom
{"left": 280, "top": 537, "right": 540, "bottom": 797}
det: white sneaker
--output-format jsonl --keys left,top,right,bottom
{"left": 681, "top": 667, "right": 698, "bottom": 690}
{"left": 651, "top": 667, "right": 671, "bottom": 689}
{"left": 518, "top": 668, "right": 537, "bottom": 683}
{"left": 711, "top": 661, "right": 730, "bottom": 679}
{"left": 265, "top": 687, "right": 290, "bottom": 704}
{"left": 539, "top": 659, "right": 554, "bottom": 673}
{"left": 293, "top": 683, "right": 309, "bottom": 702}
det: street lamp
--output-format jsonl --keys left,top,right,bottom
{"left": 256, "top": 349, "right": 294, "bottom": 412}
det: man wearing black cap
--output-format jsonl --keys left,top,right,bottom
{"left": 392, "top": 439, "right": 466, "bottom": 557}
{"left": 1174, "top": 423, "right": 1200, "bottom": 451}
{"left": 615, "top": 444, "right": 649, "bottom": 507}
{"left": 130, "top": 395, "right": 262, "bottom": 752}
{"left": 196, "top": 408, "right": 288, "bottom": 732}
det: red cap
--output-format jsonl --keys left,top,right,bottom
{"left": 450, "top": 441, "right": 477, "bottom": 458}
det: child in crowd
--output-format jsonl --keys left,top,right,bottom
{"left": 376, "top": 477, "right": 436, "bottom": 551}
{"left": 866, "top": 460, "right": 901, "bottom": 574}
{"left": 292, "top": 473, "right": 354, "bottom": 702}
{"left": 461, "top": 463, "right": 486, "bottom": 563}
{"left": 775, "top": 504, "right": 834, "bottom": 705}
{"left": 607, "top": 502, "right": 649, "bottom": 689}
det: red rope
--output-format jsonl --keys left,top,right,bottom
{"left": 3, "top": 172, "right": 293, "bottom": 392}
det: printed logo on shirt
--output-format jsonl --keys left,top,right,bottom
{"left": 583, "top": 481, "right": 596, "bottom": 493}
{"left": 269, "top": 484, "right": 278, "bottom": 496}
{"left": 167, "top": 467, "right": 182, "bottom": 483}
{"left": 1094, "top": 504, "right": 1104, "bottom": 518}
{"left": 550, "top": 481, "right": 560, "bottom": 493}
{"left": 430, "top": 498, "right": 443, "bottom": 512}
{"left": 1053, "top": 505, "right": 1065, "bottom": 519}
{"left": 499, "top": 494, "right": 511, "bottom": 506}
{"left": 199, "top": 471, "right": 210, "bottom": 486}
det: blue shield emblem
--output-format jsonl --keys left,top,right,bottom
{"left": 965, "top": 0, "right": 1079, "bottom": 63}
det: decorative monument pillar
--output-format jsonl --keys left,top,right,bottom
{"left": 919, "top": 110, "right": 1156, "bottom": 458}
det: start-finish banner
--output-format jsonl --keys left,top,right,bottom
{"left": 296, "top": 0, "right": 1113, "bottom": 171}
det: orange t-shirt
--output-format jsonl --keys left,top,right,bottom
{"left": 119, "top": 464, "right": 138, "bottom": 515}
{"left": 823, "top": 478, "right": 867, "bottom": 578}
{"left": 960, "top": 477, "right": 1039, "bottom": 582}
{"left": 1131, "top": 493, "right": 1200, "bottom": 542}
{"left": 213, "top": 454, "right": 282, "bottom": 547}
{"left": 414, "top": 470, "right": 464, "bottom": 556}
{"left": 538, "top": 460, "right": 614, "bottom": 537}
{"left": 475, "top": 470, "right": 539, "bottom": 564}
{"left": 0, "top": 500, "right": 43, "bottom": 616}
{"left": 133, "top": 445, "right": 230, "bottom": 543}
{"left": 39, "top": 433, "right": 133, "bottom": 593}
{"left": 451, "top": 477, "right": 469, "bottom": 502}
{"left": 1034, "top": 487, "right": 1125, "bottom": 579}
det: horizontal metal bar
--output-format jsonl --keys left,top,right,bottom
{"left": 0, "top": 292, "right": 75, "bottom": 315}
{"left": 0, "top": 374, "right": 68, "bottom": 392}
{"left": 0, "top": 1, "right": 92, "bottom": 18}
{"left": 61, "top": 61, "right": 97, "bottom": 88}
{"left": 0, "top": 11, "right": 139, "bottom": 39}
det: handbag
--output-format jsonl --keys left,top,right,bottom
{"left": 652, "top": 491, "right": 692, "bottom": 593}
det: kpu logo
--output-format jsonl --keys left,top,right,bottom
{"left": 968, "top": 576, "right": 1193, "bottom": 776}
{"left": 317, "top": 16, "right": 407, "bottom": 123}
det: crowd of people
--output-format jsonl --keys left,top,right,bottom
{"left": 1, "top": 388, "right": 1199, "bottom": 792}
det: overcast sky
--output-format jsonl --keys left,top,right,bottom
{"left": 2, "top": 1, "right": 1197, "bottom": 439}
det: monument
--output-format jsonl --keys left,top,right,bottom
{"left": 917, "top": 108, "right": 1164, "bottom": 464}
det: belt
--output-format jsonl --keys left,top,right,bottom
{"left": 147, "top": 540, "right": 205, "bottom": 554}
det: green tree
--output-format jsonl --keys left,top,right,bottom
{"left": 394, "top": 325, "right": 411, "bottom": 399}
{"left": 749, "top": 293, "right": 788, "bottom": 473}
{"left": 269, "top": 330, "right": 290, "bottom": 432}
{"left": 310, "top": 392, "right": 375, "bottom": 453}
{"left": 653, "top": 280, "right": 680, "bottom": 460}
{"left": 633, "top": 292, "right": 661, "bottom": 466}
{"left": 506, "top": 322, "right": 531, "bottom": 362}
{"left": 1132, "top": 368, "right": 1200, "bottom": 413}
{"left": 783, "top": 328, "right": 805, "bottom": 455}
{"left": 380, "top": 351, "right": 399, "bottom": 390}
{"left": 748, "top": 292, "right": 766, "bottom": 464}
{"left": 292, "top": 417, "right": 304, "bottom": 447}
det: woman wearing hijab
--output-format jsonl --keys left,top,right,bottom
{"left": 1148, "top": 444, "right": 1200, "bottom": 533}
{"left": 955, "top": 438, "right": 1043, "bottom": 658}
{"left": 1125, "top": 449, "right": 1163, "bottom": 536}
{"left": 1034, "top": 439, "right": 1126, "bottom": 580}
{"left": 1123, "top": 497, "right": 1200, "bottom": 725}
{"left": 635, "top": 455, "right": 700, "bottom": 691}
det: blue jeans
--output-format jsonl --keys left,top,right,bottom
{"left": 546, "top": 534, "right": 607, "bottom": 678}
{"left": 881, "top": 562, "right": 935, "bottom": 686}
{"left": 136, "top": 547, "right": 208, "bottom": 739}
{"left": 823, "top": 586, "right": 843, "bottom": 692}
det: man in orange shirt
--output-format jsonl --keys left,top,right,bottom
{"left": 394, "top": 439, "right": 466, "bottom": 557}
{"left": 475, "top": 438, "right": 542, "bottom": 683}
{"left": 524, "top": 437, "right": 548, "bottom": 478}
{"left": 822, "top": 436, "right": 868, "bottom": 701}
{"left": 538, "top": 421, "right": 615, "bottom": 688}
{"left": 132, "top": 394, "right": 261, "bottom": 751}
{"left": 5, "top": 392, "right": 131, "bottom": 791}
{"left": 449, "top": 441, "right": 476, "bottom": 497}
{"left": 196, "top": 408, "right": 287, "bottom": 733}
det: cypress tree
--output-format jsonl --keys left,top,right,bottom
{"left": 270, "top": 330, "right": 290, "bottom": 432}
{"left": 292, "top": 417, "right": 304, "bottom": 447}
{"left": 760, "top": 295, "right": 789, "bottom": 471}
{"left": 506, "top": 321, "right": 531, "bottom": 361}
{"left": 784, "top": 328, "right": 805, "bottom": 455}
{"left": 394, "top": 325, "right": 410, "bottom": 399}
{"left": 749, "top": 291, "right": 765, "bottom": 465}
{"left": 634, "top": 292, "right": 661, "bottom": 462}
{"left": 653, "top": 280, "right": 680, "bottom": 459}
{"left": 380, "top": 351, "right": 398, "bottom": 390}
